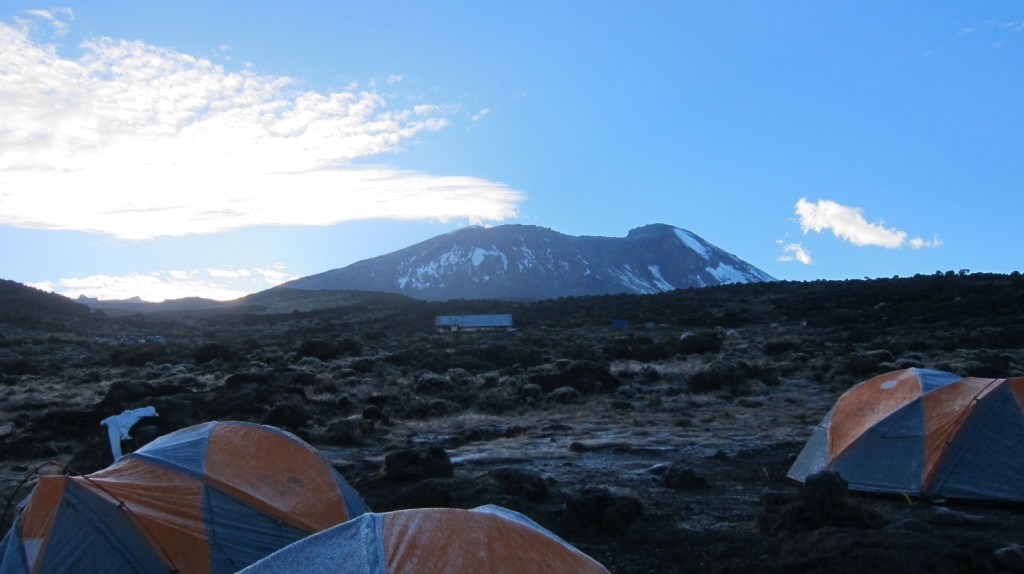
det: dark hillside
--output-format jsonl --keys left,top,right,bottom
{"left": 2, "top": 272, "right": 1024, "bottom": 573}
{"left": 0, "top": 279, "right": 95, "bottom": 332}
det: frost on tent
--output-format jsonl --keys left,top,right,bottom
{"left": 100, "top": 406, "right": 158, "bottom": 460}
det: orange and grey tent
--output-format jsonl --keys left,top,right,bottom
{"left": 239, "top": 505, "right": 610, "bottom": 574}
{"left": 0, "top": 421, "right": 368, "bottom": 573}
{"left": 788, "top": 368, "right": 1024, "bottom": 501}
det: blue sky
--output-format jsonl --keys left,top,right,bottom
{"left": 1, "top": 2, "right": 1021, "bottom": 301}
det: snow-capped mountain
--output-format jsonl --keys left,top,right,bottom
{"left": 281, "top": 223, "right": 774, "bottom": 301}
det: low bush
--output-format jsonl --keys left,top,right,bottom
{"left": 109, "top": 344, "right": 168, "bottom": 367}
{"left": 677, "top": 331, "right": 724, "bottom": 355}
{"left": 192, "top": 342, "right": 236, "bottom": 365}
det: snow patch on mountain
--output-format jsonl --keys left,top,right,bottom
{"left": 472, "top": 246, "right": 508, "bottom": 270}
{"left": 707, "top": 262, "right": 750, "bottom": 284}
{"left": 609, "top": 265, "right": 659, "bottom": 294}
{"left": 674, "top": 229, "right": 710, "bottom": 259}
{"left": 516, "top": 245, "right": 538, "bottom": 271}
{"left": 648, "top": 265, "right": 675, "bottom": 291}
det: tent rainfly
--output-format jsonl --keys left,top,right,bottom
{"left": 239, "top": 505, "right": 611, "bottom": 574}
{"left": 0, "top": 421, "right": 369, "bottom": 573}
{"left": 788, "top": 368, "right": 1024, "bottom": 501}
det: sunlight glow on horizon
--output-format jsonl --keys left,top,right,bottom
{"left": 28, "top": 264, "right": 297, "bottom": 302}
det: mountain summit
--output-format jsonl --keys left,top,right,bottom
{"left": 282, "top": 224, "right": 774, "bottom": 301}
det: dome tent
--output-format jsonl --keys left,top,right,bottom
{"left": 788, "top": 368, "right": 1024, "bottom": 500}
{"left": 239, "top": 505, "right": 610, "bottom": 574}
{"left": 0, "top": 421, "right": 369, "bottom": 573}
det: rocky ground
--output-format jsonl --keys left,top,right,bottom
{"left": 2, "top": 273, "right": 1024, "bottom": 573}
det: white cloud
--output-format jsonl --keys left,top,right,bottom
{"left": 0, "top": 21, "right": 522, "bottom": 240}
{"left": 27, "top": 265, "right": 298, "bottom": 302}
{"left": 472, "top": 108, "right": 492, "bottom": 122}
{"left": 208, "top": 268, "right": 251, "bottom": 278}
{"left": 254, "top": 263, "right": 295, "bottom": 285}
{"left": 777, "top": 241, "right": 813, "bottom": 265}
{"left": 387, "top": 74, "right": 403, "bottom": 85}
{"left": 909, "top": 235, "right": 942, "bottom": 249}
{"left": 794, "top": 198, "right": 939, "bottom": 250}
{"left": 19, "top": 8, "right": 73, "bottom": 36}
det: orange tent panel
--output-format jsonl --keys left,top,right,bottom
{"left": 829, "top": 369, "right": 923, "bottom": 460}
{"left": 382, "top": 508, "right": 608, "bottom": 573}
{"left": 1010, "top": 378, "right": 1024, "bottom": 410}
{"left": 204, "top": 423, "right": 351, "bottom": 531}
{"left": 17, "top": 477, "right": 67, "bottom": 574}
{"left": 83, "top": 457, "right": 208, "bottom": 573}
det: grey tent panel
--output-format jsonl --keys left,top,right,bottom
{"left": 240, "top": 513, "right": 384, "bottom": 574}
{"left": 829, "top": 400, "right": 927, "bottom": 494}
{"left": 928, "top": 385, "right": 1024, "bottom": 500}
{"left": 787, "top": 424, "right": 830, "bottom": 482}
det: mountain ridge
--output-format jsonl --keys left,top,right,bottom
{"left": 282, "top": 223, "right": 774, "bottom": 301}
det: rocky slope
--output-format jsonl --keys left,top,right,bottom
{"left": 3, "top": 273, "right": 1023, "bottom": 573}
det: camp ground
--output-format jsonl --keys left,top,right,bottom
{"left": 788, "top": 368, "right": 1024, "bottom": 501}
{"left": 0, "top": 421, "right": 368, "bottom": 573}
{"left": 240, "top": 505, "right": 610, "bottom": 574}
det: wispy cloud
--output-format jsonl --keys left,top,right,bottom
{"left": 794, "top": 198, "right": 940, "bottom": 250}
{"left": 957, "top": 19, "right": 1024, "bottom": 46}
{"left": 472, "top": 108, "right": 492, "bottom": 122}
{"left": 18, "top": 8, "right": 73, "bottom": 35}
{"left": 777, "top": 241, "right": 813, "bottom": 265}
{"left": 28, "top": 264, "right": 298, "bottom": 302}
{"left": 0, "top": 19, "right": 522, "bottom": 240}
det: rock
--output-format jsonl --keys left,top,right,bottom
{"left": 98, "top": 380, "right": 188, "bottom": 411}
{"left": 661, "top": 464, "right": 709, "bottom": 490}
{"left": 549, "top": 386, "right": 581, "bottom": 404}
{"left": 886, "top": 518, "right": 935, "bottom": 534}
{"left": 560, "top": 486, "right": 643, "bottom": 536}
{"left": 381, "top": 446, "right": 454, "bottom": 482}
{"left": 146, "top": 395, "right": 199, "bottom": 431}
{"left": 386, "top": 477, "right": 518, "bottom": 512}
{"left": 324, "top": 418, "right": 365, "bottom": 445}
{"left": 451, "top": 424, "right": 527, "bottom": 447}
{"left": 759, "top": 487, "right": 793, "bottom": 510}
{"left": 929, "top": 506, "right": 990, "bottom": 526}
{"left": 760, "top": 471, "right": 889, "bottom": 535}
{"left": 489, "top": 467, "right": 549, "bottom": 502}
{"left": 995, "top": 545, "right": 1024, "bottom": 573}
{"left": 678, "top": 331, "right": 724, "bottom": 354}
{"left": 362, "top": 405, "right": 389, "bottom": 423}
{"left": 223, "top": 370, "right": 275, "bottom": 387}
{"left": 802, "top": 470, "right": 849, "bottom": 512}
{"left": 516, "top": 383, "right": 544, "bottom": 400}
{"left": 413, "top": 372, "right": 452, "bottom": 395}
{"left": 262, "top": 405, "right": 309, "bottom": 427}
{"left": 527, "top": 360, "right": 621, "bottom": 394}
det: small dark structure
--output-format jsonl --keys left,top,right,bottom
{"left": 435, "top": 314, "right": 513, "bottom": 333}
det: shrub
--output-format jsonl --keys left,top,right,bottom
{"left": 763, "top": 340, "right": 799, "bottom": 357}
{"left": 688, "top": 359, "right": 776, "bottom": 396}
{"left": 677, "top": 331, "right": 724, "bottom": 355}
{"left": 109, "top": 344, "right": 168, "bottom": 367}
{"left": 0, "top": 358, "right": 42, "bottom": 376}
{"left": 192, "top": 342, "right": 235, "bottom": 365}
{"left": 297, "top": 339, "right": 341, "bottom": 361}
